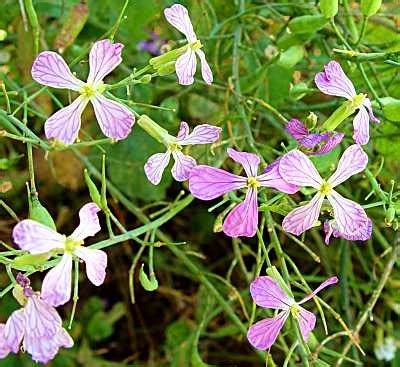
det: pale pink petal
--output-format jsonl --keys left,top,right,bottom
{"left": 13, "top": 219, "right": 65, "bottom": 254}
{"left": 298, "top": 276, "right": 339, "bottom": 304}
{"left": 74, "top": 247, "right": 107, "bottom": 286}
{"left": 315, "top": 61, "right": 356, "bottom": 100}
{"left": 45, "top": 96, "right": 88, "bottom": 145}
{"left": 327, "top": 190, "right": 372, "bottom": 241}
{"left": 91, "top": 94, "right": 134, "bottom": 141}
{"left": 195, "top": 49, "right": 213, "bottom": 84}
{"left": 0, "top": 324, "right": 12, "bottom": 358}
{"left": 363, "top": 97, "right": 380, "bottom": 123}
{"left": 177, "top": 121, "right": 190, "bottom": 140}
{"left": 70, "top": 202, "right": 101, "bottom": 241}
{"left": 55, "top": 328, "right": 74, "bottom": 348}
{"left": 171, "top": 150, "right": 197, "bottom": 181}
{"left": 41, "top": 253, "right": 73, "bottom": 307}
{"left": 257, "top": 159, "right": 299, "bottom": 194}
{"left": 313, "top": 132, "right": 344, "bottom": 155}
{"left": 189, "top": 165, "right": 247, "bottom": 200}
{"left": 227, "top": 148, "right": 260, "bottom": 177}
{"left": 87, "top": 39, "right": 124, "bottom": 84}
{"left": 31, "top": 51, "right": 84, "bottom": 91}
{"left": 3, "top": 309, "right": 25, "bottom": 353}
{"left": 328, "top": 144, "right": 368, "bottom": 187}
{"left": 279, "top": 149, "right": 323, "bottom": 189}
{"left": 297, "top": 307, "right": 316, "bottom": 342}
{"left": 164, "top": 4, "right": 197, "bottom": 42}
{"left": 222, "top": 188, "right": 259, "bottom": 237}
{"left": 282, "top": 194, "right": 324, "bottom": 236}
{"left": 250, "top": 276, "right": 293, "bottom": 310}
{"left": 286, "top": 118, "right": 309, "bottom": 140}
{"left": 352, "top": 106, "right": 370, "bottom": 145}
{"left": 177, "top": 124, "right": 221, "bottom": 145}
{"left": 247, "top": 312, "right": 289, "bottom": 350}
{"left": 175, "top": 48, "right": 197, "bottom": 85}
{"left": 144, "top": 151, "right": 171, "bottom": 185}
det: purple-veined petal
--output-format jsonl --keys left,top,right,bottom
{"left": 144, "top": 151, "right": 171, "bottom": 185}
{"left": 195, "top": 49, "right": 213, "bottom": 85}
{"left": 250, "top": 276, "right": 293, "bottom": 310}
{"left": 0, "top": 324, "right": 12, "bottom": 358}
{"left": 247, "top": 312, "right": 289, "bottom": 350}
{"left": 177, "top": 124, "right": 221, "bottom": 145}
{"left": 298, "top": 276, "right": 339, "bottom": 304}
{"left": 363, "top": 97, "right": 380, "bottom": 123}
{"left": 222, "top": 188, "right": 259, "bottom": 237}
{"left": 45, "top": 96, "right": 88, "bottom": 145}
{"left": 31, "top": 51, "right": 84, "bottom": 91}
{"left": 286, "top": 119, "right": 309, "bottom": 141}
{"left": 41, "top": 253, "right": 73, "bottom": 307}
{"left": 74, "top": 247, "right": 107, "bottom": 286}
{"left": 171, "top": 150, "right": 197, "bottom": 181}
{"left": 279, "top": 149, "right": 323, "bottom": 189}
{"left": 55, "top": 328, "right": 74, "bottom": 348}
{"left": 300, "top": 133, "right": 328, "bottom": 149}
{"left": 189, "top": 165, "right": 247, "bottom": 200}
{"left": 70, "top": 203, "right": 101, "bottom": 241}
{"left": 164, "top": 4, "right": 197, "bottom": 42}
{"left": 315, "top": 61, "right": 356, "bottom": 100}
{"left": 177, "top": 121, "right": 190, "bottom": 140}
{"left": 282, "top": 194, "right": 324, "bottom": 236}
{"left": 13, "top": 220, "right": 65, "bottom": 254}
{"left": 258, "top": 159, "right": 299, "bottom": 194}
{"left": 352, "top": 106, "right": 370, "bottom": 145}
{"left": 312, "top": 132, "right": 344, "bottom": 155}
{"left": 3, "top": 309, "right": 25, "bottom": 353}
{"left": 227, "top": 148, "right": 260, "bottom": 177}
{"left": 91, "top": 94, "right": 134, "bottom": 141}
{"left": 323, "top": 220, "right": 336, "bottom": 245}
{"left": 175, "top": 48, "right": 197, "bottom": 85}
{"left": 87, "top": 39, "right": 124, "bottom": 85}
{"left": 327, "top": 190, "right": 372, "bottom": 241}
{"left": 297, "top": 307, "right": 316, "bottom": 342}
{"left": 328, "top": 144, "right": 368, "bottom": 187}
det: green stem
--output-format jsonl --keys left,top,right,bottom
{"left": 23, "top": 0, "right": 40, "bottom": 55}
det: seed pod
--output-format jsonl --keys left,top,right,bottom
{"left": 288, "top": 14, "right": 328, "bottom": 34}
{"left": 29, "top": 195, "right": 56, "bottom": 230}
{"left": 84, "top": 169, "right": 102, "bottom": 208}
{"left": 361, "top": 0, "right": 382, "bottom": 16}
{"left": 319, "top": 0, "right": 338, "bottom": 18}
{"left": 139, "top": 264, "right": 158, "bottom": 291}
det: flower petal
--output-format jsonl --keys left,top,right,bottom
{"left": 286, "top": 118, "right": 309, "bottom": 141}
{"left": 144, "top": 151, "right": 171, "bottom": 185}
{"left": 41, "top": 253, "right": 73, "bottom": 307}
{"left": 45, "top": 96, "right": 88, "bottom": 144}
{"left": 3, "top": 309, "right": 25, "bottom": 353}
{"left": 31, "top": 51, "right": 83, "bottom": 91}
{"left": 164, "top": 4, "right": 197, "bottom": 42}
{"left": 177, "top": 124, "right": 221, "bottom": 145}
{"left": 282, "top": 194, "right": 324, "bottom": 236}
{"left": 227, "top": 148, "right": 260, "bottom": 177}
{"left": 189, "top": 165, "right": 247, "bottom": 200}
{"left": 312, "top": 132, "right": 344, "bottom": 155}
{"left": 74, "top": 247, "right": 107, "bottom": 286}
{"left": 222, "top": 188, "right": 258, "bottom": 237}
{"left": 0, "top": 324, "right": 12, "bottom": 358}
{"left": 257, "top": 159, "right": 299, "bottom": 194}
{"left": 175, "top": 48, "right": 197, "bottom": 85}
{"left": 328, "top": 144, "right": 368, "bottom": 187}
{"left": 13, "top": 219, "right": 65, "bottom": 254}
{"left": 195, "top": 49, "right": 213, "bottom": 84}
{"left": 297, "top": 307, "right": 316, "bottom": 342}
{"left": 298, "top": 276, "right": 339, "bottom": 304}
{"left": 70, "top": 203, "right": 101, "bottom": 241}
{"left": 279, "top": 149, "right": 323, "bottom": 189}
{"left": 363, "top": 97, "right": 380, "bottom": 123}
{"left": 91, "top": 94, "right": 134, "bottom": 141}
{"left": 352, "top": 106, "right": 370, "bottom": 145}
{"left": 176, "top": 121, "right": 190, "bottom": 140}
{"left": 315, "top": 61, "right": 356, "bottom": 100}
{"left": 87, "top": 39, "right": 124, "bottom": 85}
{"left": 247, "top": 312, "right": 289, "bottom": 350}
{"left": 327, "top": 190, "right": 372, "bottom": 241}
{"left": 171, "top": 150, "right": 197, "bottom": 181}
{"left": 250, "top": 276, "right": 293, "bottom": 310}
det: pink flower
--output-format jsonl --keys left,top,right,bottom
{"left": 164, "top": 4, "right": 213, "bottom": 85}
{"left": 144, "top": 121, "right": 221, "bottom": 185}
{"left": 31, "top": 39, "right": 134, "bottom": 144}
{"left": 279, "top": 144, "right": 372, "bottom": 241}
{"left": 315, "top": 61, "right": 379, "bottom": 145}
{"left": 248, "top": 275, "right": 338, "bottom": 350}
{"left": 12, "top": 203, "right": 107, "bottom": 307}
{"left": 0, "top": 274, "right": 73, "bottom": 364}
{"left": 189, "top": 148, "right": 299, "bottom": 238}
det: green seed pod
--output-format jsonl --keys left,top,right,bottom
{"left": 288, "top": 14, "right": 328, "bottom": 34}
{"left": 139, "top": 264, "right": 158, "bottom": 291}
{"left": 29, "top": 195, "right": 56, "bottom": 230}
{"left": 361, "top": 0, "right": 382, "bottom": 16}
{"left": 84, "top": 169, "right": 102, "bottom": 207}
{"left": 319, "top": 0, "right": 338, "bottom": 18}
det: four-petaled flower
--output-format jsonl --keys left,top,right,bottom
{"left": 144, "top": 121, "right": 221, "bottom": 185}
{"left": 188, "top": 148, "right": 299, "bottom": 237}
{"left": 13, "top": 203, "right": 107, "bottom": 307}
{"left": 164, "top": 4, "right": 213, "bottom": 85}
{"left": 247, "top": 275, "right": 338, "bottom": 350}
{"left": 279, "top": 144, "right": 372, "bottom": 241}
{"left": 315, "top": 61, "right": 379, "bottom": 145}
{"left": 31, "top": 39, "right": 134, "bottom": 144}
{"left": 0, "top": 274, "right": 73, "bottom": 364}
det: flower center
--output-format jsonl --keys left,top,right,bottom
{"left": 290, "top": 304, "right": 300, "bottom": 318}
{"left": 168, "top": 142, "right": 182, "bottom": 152}
{"left": 80, "top": 82, "right": 105, "bottom": 99}
{"left": 351, "top": 93, "right": 366, "bottom": 109}
{"left": 189, "top": 40, "right": 202, "bottom": 51}
{"left": 319, "top": 180, "right": 332, "bottom": 196}
{"left": 65, "top": 237, "right": 83, "bottom": 253}
{"left": 247, "top": 176, "right": 260, "bottom": 189}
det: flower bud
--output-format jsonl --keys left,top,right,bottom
{"left": 84, "top": 169, "right": 102, "bottom": 208}
{"left": 137, "top": 115, "right": 172, "bottom": 144}
{"left": 361, "top": 0, "right": 382, "bottom": 17}
{"left": 139, "top": 74, "right": 152, "bottom": 84}
{"left": 139, "top": 264, "right": 158, "bottom": 291}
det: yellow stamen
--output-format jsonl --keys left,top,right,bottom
{"left": 351, "top": 93, "right": 366, "bottom": 109}
{"left": 247, "top": 176, "right": 261, "bottom": 189}
{"left": 319, "top": 180, "right": 332, "bottom": 196}
{"left": 65, "top": 237, "right": 83, "bottom": 253}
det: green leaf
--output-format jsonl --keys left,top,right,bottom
{"left": 288, "top": 15, "right": 328, "bottom": 34}
{"left": 381, "top": 97, "right": 400, "bottom": 121}
{"left": 319, "top": 0, "right": 338, "bottom": 18}
{"left": 277, "top": 45, "right": 304, "bottom": 69}
{"left": 361, "top": 0, "right": 382, "bottom": 16}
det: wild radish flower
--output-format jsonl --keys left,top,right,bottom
{"left": 188, "top": 148, "right": 299, "bottom": 237}
{"left": 0, "top": 273, "right": 73, "bottom": 363}
{"left": 12, "top": 203, "right": 107, "bottom": 307}
{"left": 315, "top": 61, "right": 379, "bottom": 145}
{"left": 31, "top": 39, "right": 134, "bottom": 144}
{"left": 286, "top": 118, "right": 344, "bottom": 155}
{"left": 138, "top": 32, "right": 166, "bottom": 56}
{"left": 247, "top": 275, "right": 338, "bottom": 350}
{"left": 279, "top": 144, "right": 372, "bottom": 241}
{"left": 164, "top": 4, "right": 213, "bottom": 85}
{"left": 144, "top": 120, "right": 221, "bottom": 185}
